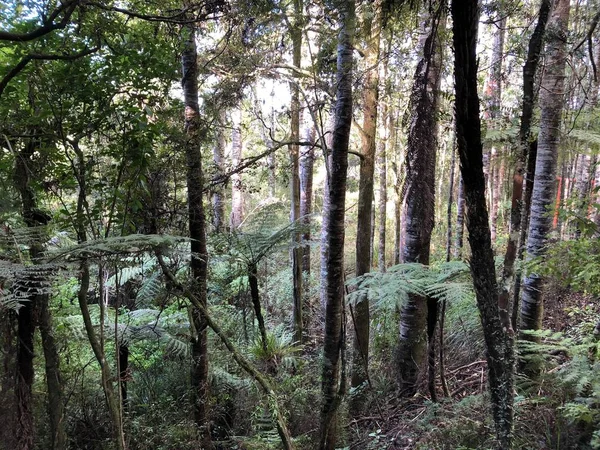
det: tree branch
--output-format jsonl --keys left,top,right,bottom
{"left": 0, "top": 0, "right": 79, "bottom": 42}
{"left": 0, "top": 47, "right": 99, "bottom": 98}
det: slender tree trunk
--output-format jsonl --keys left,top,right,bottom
{"left": 230, "top": 108, "right": 243, "bottom": 230}
{"left": 248, "top": 262, "right": 268, "bottom": 353}
{"left": 452, "top": 1, "right": 515, "bottom": 447}
{"left": 70, "top": 139, "right": 126, "bottom": 450}
{"left": 484, "top": 16, "right": 506, "bottom": 243}
{"left": 300, "top": 111, "right": 315, "bottom": 275}
{"left": 320, "top": 0, "right": 355, "bottom": 447}
{"left": 212, "top": 110, "right": 226, "bottom": 233}
{"left": 14, "top": 140, "right": 67, "bottom": 450}
{"left": 521, "top": 0, "right": 570, "bottom": 338}
{"left": 181, "top": 22, "right": 212, "bottom": 447}
{"left": 378, "top": 41, "right": 391, "bottom": 272}
{"left": 320, "top": 115, "right": 335, "bottom": 311}
{"left": 290, "top": 0, "right": 304, "bottom": 344}
{"left": 351, "top": 0, "right": 381, "bottom": 410}
{"left": 454, "top": 175, "right": 465, "bottom": 258}
{"left": 446, "top": 145, "right": 456, "bottom": 263}
{"left": 500, "top": 0, "right": 552, "bottom": 333}
{"left": 397, "top": 1, "right": 444, "bottom": 395}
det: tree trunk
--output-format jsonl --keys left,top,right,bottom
{"left": 320, "top": 0, "right": 355, "bottom": 447}
{"left": 70, "top": 138, "right": 126, "bottom": 450}
{"left": 14, "top": 139, "right": 67, "bottom": 450}
{"left": 248, "top": 262, "right": 268, "bottom": 353}
{"left": 500, "top": 0, "right": 553, "bottom": 333}
{"left": 181, "top": 22, "right": 212, "bottom": 446}
{"left": 446, "top": 146, "right": 456, "bottom": 262}
{"left": 451, "top": 1, "right": 515, "bottom": 447}
{"left": 484, "top": 16, "right": 506, "bottom": 243}
{"left": 212, "top": 110, "right": 226, "bottom": 233}
{"left": 350, "top": 0, "right": 381, "bottom": 411}
{"left": 521, "top": 0, "right": 570, "bottom": 338}
{"left": 230, "top": 108, "right": 244, "bottom": 230}
{"left": 290, "top": 0, "right": 304, "bottom": 344}
{"left": 397, "top": 1, "right": 444, "bottom": 395}
{"left": 300, "top": 110, "right": 315, "bottom": 276}
{"left": 377, "top": 84, "right": 389, "bottom": 272}
{"left": 454, "top": 175, "right": 465, "bottom": 258}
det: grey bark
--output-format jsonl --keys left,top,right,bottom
{"left": 351, "top": 0, "right": 382, "bottom": 410}
{"left": 320, "top": 0, "right": 355, "bottom": 447}
{"left": 211, "top": 111, "right": 226, "bottom": 233}
{"left": 397, "top": 2, "right": 444, "bottom": 395}
{"left": 230, "top": 108, "right": 243, "bottom": 230}
{"left": 521, "top": 0, "right": 570, "bottom": 337}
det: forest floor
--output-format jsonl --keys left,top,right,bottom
{"left": 348, "top": 284, "right": 600, "bottom": 450}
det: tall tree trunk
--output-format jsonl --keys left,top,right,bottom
{"left": 14, "top": 139, "right": 67, "bottom": 450}
{"left": 451, "top": 1, "right": 515, "bottom": 447}
{"left": 453, "top": 175, "right": 465, "bottom": 258}
{"left": 300, "top": 110, "right": 315, "bottom": 276}
{"left": 290, "top": 0, "right": 304, "bottom": 344}
{"left": 320, "top": 0, "right": 355, "bottom": 447}
{"left": 70, "top": 138, "right": 126, "bottom": 450}
{"left": 230, "top": 108, "right": 243, "bottom": 230}
{"left": 377, "top": 99, "right": 388, "bottom": 272}
{"left": 397, "top": 1, "right": 444, "bottom": 395}
{"left": 500, "top": 0, "right": 553, "bottom": 333}
{"left": 212, "top": 110, "right": 226, "bottom": 233}
{"left": 484, "top": 16, "right": 506, "bottom": 243}
{"left": 181, "top": 22, "right": 212, "bottom": 447}
{"left": 446, "top": 146, "right": 456, "bottom": 262}
{"left": 350, "top": 0, "right": 381, "bottom": 410}
{"left": 521, "top": 0, "right": 570, "bottom": 338}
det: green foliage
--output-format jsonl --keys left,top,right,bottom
{"left": 347, "top": 260, "right": 473, "bottom": 310}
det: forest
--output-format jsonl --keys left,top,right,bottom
{"left": 2, "top": 0, "right": 600, "bottom": 449}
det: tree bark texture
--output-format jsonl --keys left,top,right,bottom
{"left": 291, "top": 0, "right": 304, "bottom": 344}
{"left": 521, "top": 0, "right": 570, "bottom": 336}
{"left": 182, "top": 23, "right": 212, "bottom": 447}
{"left": 230, "top": 108, "right": 243, "bottom": 230}
{"left": 451, "top": 1, "right": 515, "bottom": 447}
{"left": 397, "top": 1, "right": 444, "bottom": 394}
{"left": 499, "top": 0, "right": 553, "bottom": 333}
{"left": 300, "top": 109, "right": 315, "bottom": 276}
{"left": 14, "top": 139, "right": 67, "bottom": 450}
{"left": 211, "top": 110, "right": 226, "bottom": 233}
{"left": 351, "top": 0, "right": 381, "bottom": 409}
{"left": 378, "top": 42, "right": 391, "bottom": 272}
{"left": 320, "top": 0, "right": 355, "bottom": 447}
{"left": 454, "top": 175, "right": 465, "bottom": 259}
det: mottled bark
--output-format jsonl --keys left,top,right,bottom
{"left": 230, "top": 108, "right": 243, "bottom": 230}
{"left": 501, "top": 0, "right": 552, "bottom": 332}
{"left": 212, "top": 111, "right": 226, "bottom": 233}
{"left": 320, "top": 0, "right": 355, "bottom": 447}
{"left": 397, "top": 2, "right": 444, "bottom": 395}
{"left": 300, "top": 111, "right": 315, "bottom": 275}
{"left": 377, "top": 103, "right": 389, "bottom": 272}
{"left": 521, "top": 0, "right": 570, "bottom": 338}
{"left": 351, "top": 0, "right": 381, "bottom": 410}
{"left": 182, "top": 23, "right": 212, "bottom": 446}
{"left": 14, "top": 139, "right": 67, "bottom": 450}
{"left": 451, "top": 1, "right": 515, "bottom": 447}
{"left": 290, "top": 0, "right": 303, "bottom": 344}
{"left": 454, "top": 175, "right": 465, "bottom": 258}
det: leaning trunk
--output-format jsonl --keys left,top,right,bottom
{"left": 451, "top": 1, "right": 515, "bottom": 447}
{"left": 320, "top": 0, "right": 355, "bottom": 447}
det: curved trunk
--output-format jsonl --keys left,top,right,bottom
{"left": 397, "top": 2, "right": 444, "bottom": 394}
{"left": 451, "top": 1, "right": 515, "bottom": 447}
{"left": 521, "top": 0, "right": 570, "bottom": 337}
{"left": 350, "top": 0, "right": 381, "bottom": 410}
{"left": 500, "top": 0, "right": 553, "bottom": 332}
{"left": 182, "top": 23, "right": 212, "bottom": 446}
{"left": 320, "top": 0, "right": 355, "bottom": 447}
